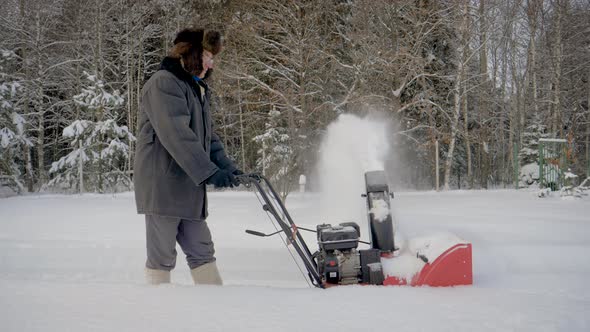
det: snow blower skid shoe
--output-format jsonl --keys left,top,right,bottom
{"left": 238, "top": 171, "right": 472, "bottom": 288}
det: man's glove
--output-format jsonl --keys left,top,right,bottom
{"left": 207, "top": 169, "right": 239, "bottom": 188}
{"left": 232, "top": 169, "right": 244, "bottom": 176}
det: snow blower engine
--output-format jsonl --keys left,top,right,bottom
{"left": 239, "top": 171, "right": 397, "bottom": 287}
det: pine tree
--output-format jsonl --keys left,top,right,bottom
{"left": 518, "top": 113, "right": 550, "bottom": 186}
{"left": 46, "top": 72, "right": 134, "bottom": 193}
{"left": 253, "top": 109, "right": 297, "bottom": 199}
{"left": 519, "top": 113, "right": 549, "bottom": 166}
{"left": 0, "top": 49, "right": 31, "bottom": 193}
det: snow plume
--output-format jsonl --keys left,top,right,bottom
{"left": 369, "top": 199, "right": 390, "bottom": 222}
{"left": 316, "top": 113, "right": 392, "bottom": 225}
{"left": 381, "top": 232, "right": 467, "bottom": 282}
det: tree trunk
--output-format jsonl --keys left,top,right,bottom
{"left": 550, "top": 0, "right": 564, "bottom": 136}
{"left": 463, "top": 86, "right": 472, "bottom": 189}
{"left": 94, "top": 0, "right": 104, "bottom": 78}
{"left": 35, "top": 10, "right": 46, "bottom": 186}
{"left": 587, "top": 68, "right": 590, "bottom": 177}
{"left": 502, "top": 0, "right": 517, "bottom": 185}
{"left": 25, "top": 145, "right": 34, "bottom": 192}
{"left": 436, "top": 140, "right": 440, "bottom": 191}
{"left": 19, "top": 0, "right": 33, "bottom": 191}
{"left": 136, "top": 37, "right": 143, "bottom": 128}
{"left": 478, "top": 0, "right": 490, "bottom": 189}
{"left": 500, "top": 46, "right": 507, "bottom": 184}
{"left": 126, "top": 6, "right": 134, "bottom": 172}
{"left": 527, "top": 0, "right": 540, "bottom": 121}
{"left": 36, "top": 94, "right": 45, "bottom": 186}
{"left": 444, "top": 0, "right": 469, "bottom": 190}
{"left": 79, "top": 140, "right": 84, "bottom": 194}
{"left": 428, "top": 115, "right": 437, "bottom": 188}
{"left": 510, "top": 16, "right": 522, "bottom": 164}
{"left": 444, "top": 71, "right": 462, "bottom": 190}
{"left": 238, "top": 79, "right": 246, "bottom": 171}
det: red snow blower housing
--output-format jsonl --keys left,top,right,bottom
{"left": 238, "top": 171, "right": 472, "bottom": 288}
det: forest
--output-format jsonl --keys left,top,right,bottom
{"left": 1, "top": 0, "right": 588, "bottom": 194}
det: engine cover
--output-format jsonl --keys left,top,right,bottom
{"left": 317, "top": 223, "right": 359, "bottom": 251}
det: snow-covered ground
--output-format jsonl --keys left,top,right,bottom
{"left": 1, "top": 189, "right": 589, "bottom": 331}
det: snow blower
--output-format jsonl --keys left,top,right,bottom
{"left": 237, "top": 171, "right": 472, "bottom": 288}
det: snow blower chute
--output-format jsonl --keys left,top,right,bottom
{"left": 238, "top": 171, "right": 472, "bottom": 288}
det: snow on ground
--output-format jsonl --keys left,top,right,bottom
{"left": 1, "top": 189, "right": 589, "bottom": 331}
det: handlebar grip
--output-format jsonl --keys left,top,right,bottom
{"left": 245, "top": 229, "right": 267, "bottom": 237}
{"left": 235, "top": 173, "right": 261, "bottom": 185}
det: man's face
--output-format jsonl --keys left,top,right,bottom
{"left": 198, "top": 50, "right": 214, "bottom": 78}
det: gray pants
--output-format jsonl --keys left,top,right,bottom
{"left": 145, "top": 215, "right": 216, "bottom": 271}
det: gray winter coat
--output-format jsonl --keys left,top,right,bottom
{"left": 134, "top": 57, "right": 236, "bottom": 220}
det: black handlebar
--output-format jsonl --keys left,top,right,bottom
{"left": 237, "top": 173, "right": 324, "bottom": 288}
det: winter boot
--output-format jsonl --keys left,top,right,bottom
{"left": 145, "top": 267, "right": 171, "bottom": 285}
{"left": 190, "top": 261, "right": 223, "bottom": 285}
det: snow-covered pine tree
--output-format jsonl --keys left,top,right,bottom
{"left": 0, "top": 49, "right": 31, "bottom": 193}
{"left": 518, "top": 113, "right": 549, "bottom": 186}
{"left": 519, "top": 113, "right": 549, "bottom": 165}
{"left": 253, "top": 109, "right": 297, "bottom": 199}
{"left": 47, "top": 72, "right": 135, "bottom": 193}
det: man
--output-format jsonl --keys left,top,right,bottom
{"left": 134, "top": 28, "right": 241, "bottom": 285}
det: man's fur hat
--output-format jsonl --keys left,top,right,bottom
{"left": 173, "top": 28, "right": 223, "bottom": 55}
{"left": 169, "top": 28, "right": 223, "bottom": 76}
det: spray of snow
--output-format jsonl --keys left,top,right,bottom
{"left": 316, "top": 114, "right": 391, "bottom": 225}
{"left": 408, "top": 232, "right": 467, "bottom": 263}
{"left": 381, "top": 232, "right": 467, "bottom": 282}
{"left": 381, "top": 252, "right": 425, "bottom": 282}
{"left": 369, "top": 199, "right": 390, "bottom": 222}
